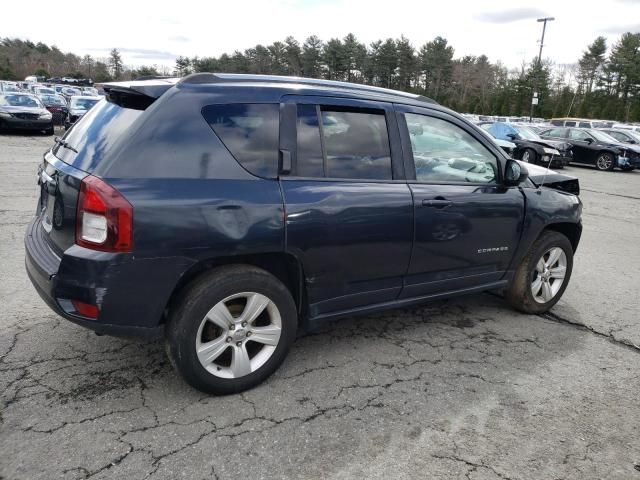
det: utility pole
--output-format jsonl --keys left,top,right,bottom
{"left": 530, "top": 16, "right": 554, "bottom": 122}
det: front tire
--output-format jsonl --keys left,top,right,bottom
{"left": 595, "top": 152, "right": 615, "bottom": 171}
{"left": 521, "top": 148, "right": 536, "bottom": 164}
{"left": 165, "top": 265, "right": 297, "bottom": 394}
{"left": 506, "top": 231, "right": 573, "bottom": 314}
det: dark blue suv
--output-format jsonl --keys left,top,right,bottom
{"left": 25, "top": 74, "right": 582, "bottom": 394}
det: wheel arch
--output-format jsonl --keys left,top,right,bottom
{"left": 543, "top": 222, "right": 582, "bottom": 252}
{"left": 162, "top": 252, "right": 306, "bottom": 324}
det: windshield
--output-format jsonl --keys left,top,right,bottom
{"left": 37, "top": 88, "right": 55, "bottom": 94}
{"left": 70, "top": 98, "right": 99, "bottom": 110}
{"left": 515, "top": 126, "right": 541, "bottom": 141}
{"left": 588, "top": 129, "right": 620, "bottom": 143}
{"left": 626, "top": 131, "right": 640, "bottom": 142}
{"left": 0, "top": 94, "right": 43, "bottom": 108}
{"left": 40, "top": 95, "right": 66, "bottom": 106}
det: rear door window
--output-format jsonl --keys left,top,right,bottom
{"left": 202, "top": 103, "right": 279, "bottom": 178}
{"left": 295, "top": 105, "right": 392, "bottom": 180}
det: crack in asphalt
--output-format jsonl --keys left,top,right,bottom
{"left": 580, "top": 188, "right": 640, "bottom": 201}
{"left": 539, "top": 311, "right": 640, "bottom": 353}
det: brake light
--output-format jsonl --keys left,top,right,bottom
{"left": 75, "top": 175, "right": 133, "bottom": 252}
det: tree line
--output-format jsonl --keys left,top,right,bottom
{"left": 1, "top": 33, "right": 639, "bottom": 121}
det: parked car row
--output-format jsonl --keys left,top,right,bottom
{"left": 538, "top": 127, "right": 640, "bottom": 171}
{"left": 0, "top": 84, "right": 102, "bottom": 134}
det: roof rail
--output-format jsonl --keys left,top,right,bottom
{"left": 178, "top": 72, "right": 435, "bottom": 103}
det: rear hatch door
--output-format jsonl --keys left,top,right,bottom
{"left": 36, "top": 78, "right": 177, "bottom": 254}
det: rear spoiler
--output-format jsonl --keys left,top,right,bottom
{"left": 102, "top": 78, "right": 179, "bottom": 110}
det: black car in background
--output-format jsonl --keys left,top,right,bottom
{"left": 479, "top": 122, "right": 572, "bottom": 168}
{"left": 64, "top": 95, "right": 100, "bottom": 129}
{"left": 38, "top": 94, "right": 68, "bottom": 125}
{"left": 0, "top": 92, "right": 54, "bottom": 134}
{"left": 539, "top": 127, "right": 640, "bottom": 171}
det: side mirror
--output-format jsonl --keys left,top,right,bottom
{"left": 584, "top": 137, "right": 594, "bottom": 144}
{"left": 505, "top": 159, "right": 529, "bottom": 186}
{"left": 506, "top": 133, "right": 517, "bottom": 140}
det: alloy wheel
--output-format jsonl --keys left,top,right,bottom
{"left": 596, "top": 154, "right": 613, "bottom": 170}
{"left": 195, "top": 292, "right": 282, "bottom": 379}
{"left": 530, "top": 247, "right": 567, "bottom": 304}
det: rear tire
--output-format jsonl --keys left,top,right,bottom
{"left": 506, "top": 231, "right": 573, "bottom": 314}
{"left": 165, "top": 265, "right": 297, "bottom": 394}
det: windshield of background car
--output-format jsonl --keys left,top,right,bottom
{"left": 70, "top": 98, "right": 99, "bottom": 110}
{"left": 41, "top": 95, "right": 66, "bottom": 106}
{"left": 516, "top": 126, "right": 541, "bottom": 140}
{"left": 37, "top": 88, "right": 55, "bottom": 94}
{"left": 589, "top": 130, "right": 620, "bottom": 143}
{"left": 0, "top": 94, "right": 43, "bottom": 108}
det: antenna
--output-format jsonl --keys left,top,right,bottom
{"left": 536, "top": 152, "right": 555, "bottom": 192}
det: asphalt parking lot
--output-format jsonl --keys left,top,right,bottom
{"left": 1, "top": 132, "right": 639, "bottom": 480}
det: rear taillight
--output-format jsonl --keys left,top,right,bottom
{"left": 71, "top": 300, "right": 99, "bottom": 319}
{"left": 75, "top": 175, "right": 133, "bottom": 252}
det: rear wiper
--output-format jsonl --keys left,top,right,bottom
{"left": 54, "top": 136, "right": 78, "bottom": 153}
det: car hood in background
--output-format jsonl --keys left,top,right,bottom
{"left": 0, "top": 105, "right": 49, "bottom": 115}
{"left": 529, "top": 138, "right": 572, "bottom": 152}
{"left": 517, "top": 160, "right": 580, "bottom": 195}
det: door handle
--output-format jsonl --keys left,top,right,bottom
{"left": 422, "top": 199, "right": 453, "bottom": 209}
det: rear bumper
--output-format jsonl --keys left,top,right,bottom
{"left": 24, "top": 217, "right": 165, "bottom": 339}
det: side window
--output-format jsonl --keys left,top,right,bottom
{"left": 578, "top": 122, "right": 591, "bottom": 128}
{"left": 546, "top": 128, "right": 567, "bottom": 138}
{"left": 405, "top": 113, "right": 497, "bottom": 184}
{"left": 569, "top": 129, "right": 592, "bottom": 141}
{"left": 565, "top": 121, "right": 577, "bottom": 127}
{"left": 202, "top": 103, "right": 279, "bottom": 178}
{"left": 295, "top": 105, "right": 392, "bottom": 180}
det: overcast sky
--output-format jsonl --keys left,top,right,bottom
{"left": 5, "top": 0, "right": 640, "bottom": 69}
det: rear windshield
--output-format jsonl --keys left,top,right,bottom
{"left": 54, "top": 100, "right": 143, "bottom": 172}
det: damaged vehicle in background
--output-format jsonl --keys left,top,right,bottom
{"left": 479, "top": 122, "right": 571, "bottom": 168}
{"left": 540, "top": 127, "right": 640, "bottom": 171}
{"left": 38, "top": 94, "right": 68, "bottom": 126}
{"left": 64, "top": 95, "right": 100, "bottom": 130}
{"left": 0, "top": 92, "right": 53, "bottom": 135}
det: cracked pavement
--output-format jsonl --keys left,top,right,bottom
{"left": 1, "top": 133, "right": 639, "bottom": 479}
